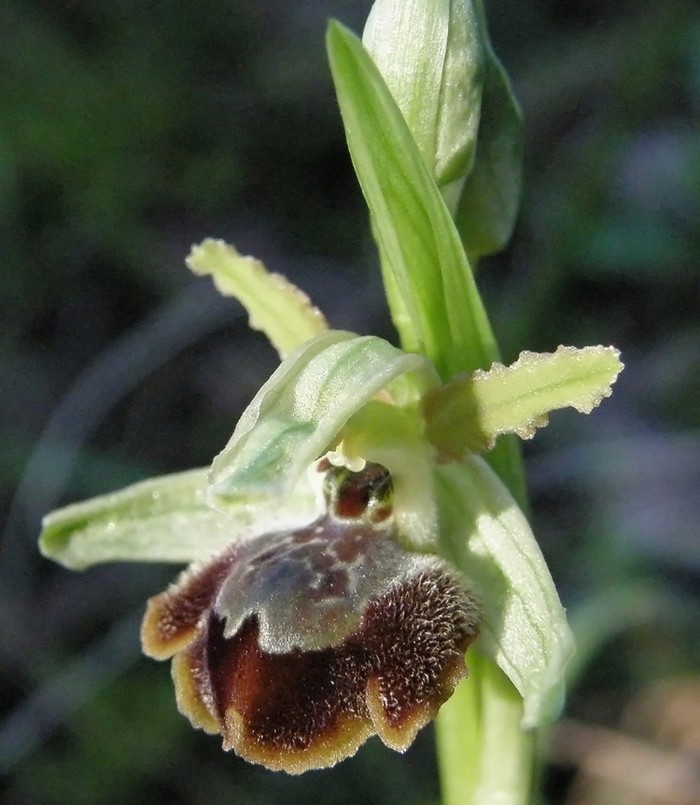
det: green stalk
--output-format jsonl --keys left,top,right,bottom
{"left": 436, "top": 653, "right": 533, "bottom": 805}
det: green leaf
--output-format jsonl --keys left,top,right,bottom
{"left": 39, "top": 468, "right": 322, "bottom": 570}
{"left": 187, "top": 238, "right": 328, "bottom": 358}
{"left": 436, "top": 457, "right": 574, "bottom": 727}
{"left": 208, "top": 329, "right": 437, "bottom": 506}
{"left": 454, "top": 42, "right": 524, "bottom": 259}
{"left": 362, "top": 0, "right": 485, "bottom": 187}
{"left": 424, "top": 345, "right": 624, "bottom": 458}
{"left": 327, "top": 20, "right": 498, "bottom": 381}
{"left": 328, "top": 20, "right": 527, "bottom": 507}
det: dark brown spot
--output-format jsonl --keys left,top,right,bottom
{"left": 291, "top": 527, "right": 319, "bottom": 544}
{"left": 248, "top": 546, "right": 283, "bottom": 567}
{"left": 208, "top": 615, "right": 369, "bottom": 753}
{"left": 307, "top": 548, "right": 336, "bottom": 572}
{"left": 327, "top": 463, "right": 393, "bottom": 520}
{"left": 333, "top": 528, "right": 372, "bottom": 563}
{"left": 371, "top": 505, "right": 393, "bottom": 523}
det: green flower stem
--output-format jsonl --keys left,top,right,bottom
{"left": 436, "top": 653, "right": 533, "bottom": 805}
{"left": 477, "top": 657, "right": 533, "bottom": 804}
{"left": 435, "top": 671, "right": 481, "bottom": 805}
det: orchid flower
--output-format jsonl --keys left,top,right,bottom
{"left": 39, "top": 4, "right": 623, "bottom": 802}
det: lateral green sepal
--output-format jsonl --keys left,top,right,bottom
{"left": 436, "top": 457, "right": 574, "bottom": 727}
{"left": 39, "top": 468, "right": 321, "bottom": 570}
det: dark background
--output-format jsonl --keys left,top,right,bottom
{"left": 1, "top": 1, "right": 699, "bottom": 802}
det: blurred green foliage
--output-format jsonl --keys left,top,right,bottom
{"left": 1, "top": 0, "right": 699, "bottom": 802}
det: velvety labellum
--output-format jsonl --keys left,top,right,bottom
{"left": 142, "top": 463, "right": 480, "bottom": 773}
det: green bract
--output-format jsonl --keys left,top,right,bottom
{"left": 328, "top": 21, "right": 497, "bottom": 382}
{"left": 362, "top": 0, "right": 484, "bottom": 190}
{"left": 453, "top": 0, "right": 524, "bottom": 259}
{"left": 361, "top": 0, "right": 523, "bottom": 261}
{"left": 327, "top": 20, "right": 526, "bottom": 502}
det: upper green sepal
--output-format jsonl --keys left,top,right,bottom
{"left": 207, "top": 330, "right": 438, "bottom": 508}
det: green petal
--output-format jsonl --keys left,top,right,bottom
{"left": 424, "top": 345, "right": 624, "bottom": 458}
{"left": 435, "top": 457, "right": 574, "bottom": 728}
{"left": 187, "top": 238, "right": 328, "bottom": 358}
{"left": 327, "top": 21, "right": 498, "bottom": 381}
{"left": 208, "top": 330, "right": 437, "bottom": 506}
{"left": 39, "top": 468, "right": 321, "bottom": 570}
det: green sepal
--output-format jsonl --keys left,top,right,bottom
{"left": 436, "top": 457, "right": 574, "bottom": 728}
{"left": 39, "top": 468, "right": 321, "bottom": 570}
{"left": 207, "top": 330, "right": 437, "bottom": 506}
